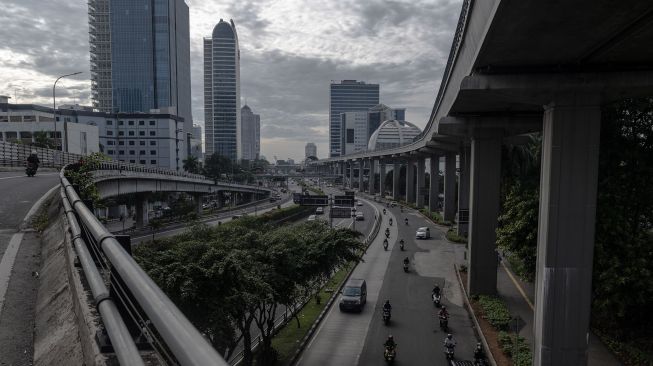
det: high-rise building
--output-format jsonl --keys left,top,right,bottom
{"left": 339, "top": 104, "right": 407, "bottom": 156}
{"left": 329, "top": 80, "right": 379, "bottom": 157}
{"left": 305, "top": 142, "right": 317, "bottom": 159}
{"left": 240, "top": 105, "right": 260, "bottom": 161}
{"left": 88, "top": 0, "right": 192, "bottom": 154}
{"left": 190, "top": 124, "right": 203, "bottom": 161}
{"left": 204, "top": 19, "right": 241, "bottom": 161}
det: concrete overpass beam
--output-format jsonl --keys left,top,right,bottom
{"left": 458, "top": 144, "right": 471, "bottom": 236}
{"left": 406, "top": 159, "right": 416, "bottom": 204}
{"left": 379, "top": 161, "right": 386, "bottom": 198}
{"left": 443, "top": 152, "right": 457, "bottom": 221}
{"left": 428, "top": 155, "right": 440, "bottom": 212}
{"left": 135, "top": 193, "right": 150, "bottom": 228}
{"left": 467, "top": 130, "right": 502, "bottom": 295}
{"left": 534, "top": 97, "right": 600, "bottom": 366}
{"left": 416, "top": 157, "right": 425, "bottom": 207}
{"left": 392, "top": 162, "right": 401, "bottom": 200}
{"left": 368, "top": 159, "right": 376, "bottom": 195}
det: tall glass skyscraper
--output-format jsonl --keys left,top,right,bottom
{"left": 88, "top": 0, "right": 192, "bottom": 150}
{"left": 329, "top": 80, "right": 379, "bottom": 157}
{"left": 240, "top": 105, "right": 260, "bottom": 161}
{"left": 204, "top": 19, "right": 241, "bottom": 161}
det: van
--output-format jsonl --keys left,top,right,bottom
{"left": 339, "top": 278, "right": 367, "bottom": 312}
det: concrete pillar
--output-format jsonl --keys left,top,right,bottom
{"left": 348, "top": 160, "right": 354, "bottom": 188}
{"left": 368, "top": 159, "right": 376, "bottom": 195}
{"left": 405, "top": 159, "right": 415, "bottom": 204}
{"left": 428, "top": 155, "right": 440, "bottom": 212}
{"left": 135, "top": 193, "right": 149, "bottom": 228}
{"left": 416, "top": 157, "right": 425, "bottom": 208}
{"left": 533, "top": 96, "right": 601, "bottom": 366}
{"left": 458, "top": 145, "right": 471, "bottom": 236}
{"left": 379, "top": 161, "right": 386, "bottom": 198}
{"left": 357, "top": 160, "right": 364, "bottom": 191}
{"left": 392, "top": 162, "right": 401, "bottom": 200}
{"left": 193, "top": 193, "right": 203, "bottom": 215}
{"left": 443, "top": 152, "right": 457, "bottom": 221}
{"left": 467, "top": 130, "right": 502, "bottom": 295}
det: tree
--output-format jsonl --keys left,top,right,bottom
{"left": 33, "top": 131, "right": 55, "bottom": 149}
{"left": 182, "top": 155, "right": 200, "bottom": 174}
{"left": 203, "top": 153, "right": 236, "bottom": 182}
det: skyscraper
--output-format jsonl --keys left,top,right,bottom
{"left": 240, "top": 105, "right": 260, "bottom": 161}
{"left": 329, "top": 80, "right": 379, "bottom": 157}
{"left": 204, "top": 19, "right": 241, "bottom": 161}
{"left": 305, "top": 142, "right": 317, "bottom": 159}
{"left": 88, "top": 0, "right": 192, "bottom": 139}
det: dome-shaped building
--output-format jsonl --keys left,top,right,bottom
{"left": 367, "top": 120, "right": 422, "bottom": 151}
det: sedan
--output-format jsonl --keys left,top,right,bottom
{"left": 316, "top": 207, "right": 324, "bottom": 215}
{"left": 356, "top": 201, "right": 363, "bottom": 206}
{"left": 355, "top": 211, "right": 364, "bottom": 221}
{"left": 307, "top": 215, "right": 317, "bottom": 222}
{"left": 416, "top": 227, "right": 431, "bottom": 239}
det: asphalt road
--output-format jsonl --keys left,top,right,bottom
{"left": 0, "top": 169, "right": 59, "bottom": 366}
{"left": 299, "top": 198, "right": 479, "bottom": 365}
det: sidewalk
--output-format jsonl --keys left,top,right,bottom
{"left": 496, "top": 256, "right": 622, "bottom": 366}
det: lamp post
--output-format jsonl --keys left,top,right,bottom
{"left": 53, "top": 71, "right": 82, "bottom": 152}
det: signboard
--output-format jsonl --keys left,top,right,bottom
{"left": 333, "top": 195, "right": 355, "bottom": 207}
{"left": 330, "top": 206, "right": 352, "bottom": 219}
{"left": 300, "top": 195, "right": 329, "bottom": 206}
{"left": 344, "top": 190, "right": 355, "bottom": 197}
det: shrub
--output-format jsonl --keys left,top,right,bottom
{"left": 497, "top": 332, "right": 532, "bottom": 366}
{"left": 446, "top": 229, "right": 467, "bottom": 244}
{"left": 477, "top": 295, "right": 511, "bottom": 330}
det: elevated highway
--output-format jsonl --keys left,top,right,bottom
{"left": 312, "top": 1, "right": 653, "bottom": 365}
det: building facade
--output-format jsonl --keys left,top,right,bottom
{"left": 240, "top": 105, "right": 260, "bottom": 161}
{"left": 339, "top": 104, "right": 407, "bottom": 156}
{"left": 0, "top": 97, "right": 183, "bottom": 170}
{"left": 190, "top": 124, "right": 203, "bottom": 162}
{"left": 88, "top": 0, "right": 192, "bottom": 157}
{"left": 367, "top": 120, "right": 422, "bottom": 151}
{"left": 305, "top": 142, "right": 317, "bottom": 159}
{"left": 329, "top": 80, "right": 379, "bottom": 157}
{"left": 204, "top": 19, "right": 241, "bottom": 161}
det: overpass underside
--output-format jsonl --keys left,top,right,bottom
{"left": 316, "top": 1, "right": 653, "bottom": 365}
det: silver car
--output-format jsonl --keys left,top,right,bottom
{"left": 416, "top": 227, "right": 431, "bottom": 239}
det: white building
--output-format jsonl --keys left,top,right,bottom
{"left": 240, "top": 105, "right": 260, "bottom": 161}
{"left": 367, "top": 120, "right": 422, "bottom": 151}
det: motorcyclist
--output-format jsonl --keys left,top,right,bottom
{"left": 389, "top": 217, "right": 393, "bottom": 226}
{"left": 438, "top": 306, "right": 449, "bottom": 319}
{"left": 403, "top": 257, "right": 410, "bottom": 266}
{"left": 383, "top": 300, "right": 392, "bottom": 313}
{"left": 399, "top": 239, "right": 405, "bottom": 249}
{"left": 27, "top": 151, "right": 40, "bottom": 167}
{"left": 385, "top": 228, "right": 390, "bottom": 237}
{"left": 383, "top": 208, "right": 387, "bottom": 215}
{"left": 444, "top": 333, "right": 456, "bottom": 350}
{"left": 404, "top": 217, "right": 409, "bottom": 225}
{"left": 384, "top": 334, "right": 396, "bottom": 349}
{"left": 432, "top": 284, "right": 441, "bottom": 297}
{"left": 474, "top": 342, "right": 485, "bottom": 361}
{"left": 383, "top": 238, "right": 389, "bottom": 248}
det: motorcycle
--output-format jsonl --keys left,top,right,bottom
{"left": 474, "top": 357, "right": 487, "bottom": 366}
{"left": 389, "top": 218, "right": 393, "bottom": 226}
{"left": 403, "top": 262, "right": 409, "bottom": 273}
{"left": 404, "top": 218, "right": 408, "bottom": 225}
{"left": 383, "top": 208, "right": 387, "bottom": 215}
{"left": 444, "top": 344, "right": 455, "bottom": 360}
{"left": 384, "top": 345, "right": 396, "bottom": 363}
{"left": 383, "top": 240, "right": 389, "bottom": 251}
{"left": 26, "top": 162, "right": 38, "bottom": 177}
{"left": 399, "top": 241, "right": 404, "bottom": 251}
{"left": 382, "top": 309, "right": 391, "bottom": 325}
{"left": 432, "top": 293, "right": 441, "bottom": 307}
{"left": 439, "top": 315, "right": 449, "bottom": 332}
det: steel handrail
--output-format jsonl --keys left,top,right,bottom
{"left": 60, "top": 168, "right": 228, "bottom": 366}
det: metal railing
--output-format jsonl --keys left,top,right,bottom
{"left": 60, "top": 166, "right": 228, "bottom": 366}
{"left": 0, "top": 140, "right": 83, "bottom": 167}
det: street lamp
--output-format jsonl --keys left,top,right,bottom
{"left": 53, "top": 71, "right": 82, "bottom": 152}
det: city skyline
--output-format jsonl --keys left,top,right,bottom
{"left": 0, "top": 0, "right": 463, "bottom": 161}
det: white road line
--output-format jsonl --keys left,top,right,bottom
{"left": 0, "top": 232, "right": 24, "bottom": 315}
{"left": 0, "top": 173, "right": 58, "bottom": 180}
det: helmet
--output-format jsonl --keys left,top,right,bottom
{"left": 385, "top": 300, "right": 390, "bottom": 304}
{"left": 447, "top": 334, "right": 453, "bottom": 339}
{"left": 477, "top": 342, "right": 482, "bottom": 348}
{"left": 388, "top": 335, "right": 394, "bottom": 340}
{"left": 442, "top": 306, "right": 446, "bottom": 310}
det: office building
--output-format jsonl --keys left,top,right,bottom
{"left": 88, "top": 0, "right": 192, "bottom": 156}
{"left": 339, "top": 104, "right": 407, "bottom": 155}
{"left": 204, "top": 19, "right": 241, "bottom": 160}
{"left": 305, "top": 142, "right": 317, "bottom": 159}
{"left": 190, "top": 124, "right": 203, "bottom": 161}
{"left": 367, "top": 104, "right": 405, "bottom": 139}
{"left": 367, "top": 120, "right": 422, "bottom": 151}
{"left": 240, "top": 105, "right": 260, "bottom": 161}
{"left": 329, "top": 80, "right": 379, "bottom": 157}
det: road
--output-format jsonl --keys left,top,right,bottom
{"left": 0, "top": 170, "right": 59, "bottom": 366}
{"left": 298, "top": 198, "right": 478, "bottom": 366}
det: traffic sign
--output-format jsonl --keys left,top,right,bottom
{"left": 330, "top": 206, "right": 352, "bottom": 218}
{"left": 333, "top": 195, "right": 355, "bottom": 207}
{"left": 300, "top": 195, "right": 329, "bottom": 206}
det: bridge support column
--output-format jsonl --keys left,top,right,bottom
{"left": 534, "top": 97, "right": 600, "bottom": 366}
{"left": 405, "top": 159, "right": 415, "bottom": 204}
{"left": 368, "top": 159, "right": 376, "bottom": 195}
{"left": 467, "top": 130, "right": 502, "bottom": 295}
{"left": 357, "top": 160, "right": 364, "bottom": 192}
{"left": 346, "top": 160, "right": 352, "bottom": 188}
{"left": 135, "top": 193, "right": 149, "bottom": 228}
{"left": 443, "top": 152, "right": 457, "bottom": 221}
{"left": 428, "top": 155, "right": 440, "bottom": 212}
{"left": 458, "top": 144, "right": 471, "bottom": 236}
{"left": 379, "top": 161, "right": 386, "bottom": 198}
{"left": 416, "top": 157, "right": 425, "bottom": 208}
{"left": 392, "top": 162, "right": 401, "bottom": 200}
{"left": 193, "top": 193, "right": 203, "bottom": 215}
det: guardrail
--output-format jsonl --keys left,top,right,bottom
{"left": 0, "top": 140, "right": 83, "bottom": 167}
{"left": 60, "top": 165, "right": 228, "bottom": 366}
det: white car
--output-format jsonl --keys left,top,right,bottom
{"left": 390, "top": 201, "right": 397, "bottom": 207}
{"left": 356, "top": 201, "right": 363, "bottom": 206}
{"left": 316, "top": 207, "right": 324, "bottom": 215}
{"left": 416, "top": 227, "right": 431, "bottom": 239}
{"left": 308, "top": 215, "right": 317, "bottom": 221}
{"left": 355, "top": 211, "right": 364, "bottom": 221}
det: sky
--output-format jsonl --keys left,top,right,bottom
{"left": 0, "top": 0, "right": 463, "bottom": 161}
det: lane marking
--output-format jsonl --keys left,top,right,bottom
{"left": 500, "top": 260, "right": 535, "bottom": 311}
{"left": 0, "top": 232, "right": 24, "bottom": 315}
{"left": 0, "top": 173, "right": 58, "bottom": 180}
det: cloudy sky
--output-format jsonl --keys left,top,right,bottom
{"left": 0, "top": 0, "right": 462, "bottom": 161}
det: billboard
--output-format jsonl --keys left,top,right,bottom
{"left": 330, "top": 206, "right": 352, "bottom": 219}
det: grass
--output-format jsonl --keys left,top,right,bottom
{"left": 272, "top": 263, "right": 353, "bottom": 365}
{"left": 445, "top": 228, "right": 467, "bottom": 244}
{"left": 419, "top": 208, "right": 453, "bottom": 227}
{"left": 32, "top": 200, "right": 51, "bottom": 232}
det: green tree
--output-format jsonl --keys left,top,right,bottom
{"left": 33, "top": 131, "right": 55, "bottom": 149}
{"left": 203, "top": 153, "right": 235, "bottom": 182}
{"left": 182, "top": 155, "right": 201, "bottom": 174}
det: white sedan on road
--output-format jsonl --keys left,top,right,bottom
{"left": 416, "top": 227, "right": 431, "bottom": 239}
